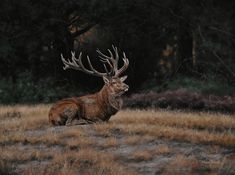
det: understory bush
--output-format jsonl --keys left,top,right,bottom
{"left": 140, "top": 76, "right": 235, "bottom": 96}
{"left": 0, "top": 72, "right": 87, "bottom": 104}
{"left": 167, "top": 76, "right": 235, "bottom": 96}
{"left": 124, "top": 89, "right": 235, "bottom": 113}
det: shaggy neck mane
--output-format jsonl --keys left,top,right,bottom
{"left": 97, "top": 84, "right": 121, "bottom": 110}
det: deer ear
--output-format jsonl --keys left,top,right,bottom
{"left": 120, "top": 75, "right": 128, "bottom": 82}
{"left": 103, "top": 76, "right": 110, "bottom": 84}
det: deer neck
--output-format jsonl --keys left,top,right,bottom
{"left": 98, "top": 85, "right": 122, "bottom": 111}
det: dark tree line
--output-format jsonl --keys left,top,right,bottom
{"left": 0, "top": 0, "right": 235, "bottom": 103}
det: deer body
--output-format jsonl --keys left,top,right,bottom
{"left": 49, "top": 85, "right": 123, "bottom": 125}
{"left": 49, "top": 46, "right": 129, "bottom": 126}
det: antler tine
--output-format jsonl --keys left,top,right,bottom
{"left": 96, "top": 46, "right": 129, "bottom": 77}
{"left": 103, "top": 63, "right": 112, "bottom": 76}
{"left": 107, "top": 49, "right": 118, "bottom": 72}
{"left": 116, "top": 51, "right": 129, "bottom": 77}
{"left": 61, "top": 51, "right": 108, "bottom": 77}
{"left": 86, "top": 55, "right": 111, "bottom": 76}
{"left": 99, "top": 56, "right": 114, "bottom": 71}
{"left": 112, "top": 45, "right": 119, "bottom": 64}
{"left": 96, "top": 48, "right": 118, "bottom": 76}
{"left": 61, "top": 52, "right": 81, "bottom": 70}
{"left": 96, "top": 49, "right": 110, "bottom": 60}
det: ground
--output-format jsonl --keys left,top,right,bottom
{"left": 0, "top": 105, "right": 235, "bottom": 175}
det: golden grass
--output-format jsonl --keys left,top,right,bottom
{"left": 131, "top": 150, "right": 153, "bottom": 161}
{"left": 0, "top": 105, "right": 234, "bottom": 174}
{"left": 117, "top": 124, "right": 235, "bottom": 147}
{"left": 0, "top": 104, "right": 50, "bottom": 117}
{"left": 1, "top": 105, "right": 233, "bottom": 147}
{"left": 131, "top": 145, "right": 171, "bottom": 162}
{"left": 86, "top": 109, "right": 235, "bottom": 147}
{"left": 163, "top": 155, "right": 200, "bottom": 175}
{"left": 58, "top": 127, "right": 85, "bottom": 138}
{"left": 0, "top": 131, "right": 61, "bottom": 146}
{"left": 155, "top": 144, "right": 171, "bottom": 155}
{"left": 0, "top": 147, "right": 53, "bottom": 163}
{"left": 23, "top": 149, "right": 136, "bottom": 175}
{"left": 124, "top": 135, "right": 142, "bottom": 145}
{"left": 65, "top": 137, "right": 95, "bottom": 149}
{"left": 93, "top": 122, "right": 116, "bottom": 136}
{"left": 113, "top": 109, "right": 235, "bottom": 130}
{"left": 1, "top": 105, "right": 234, "bottom": 147}
{"left": 101, "top": 137, "right": 118, "bottom": 147}
{"left": 124, "top": 135, "right": 155, "bottom": 145}
{"left": 162, "top": 155, "right": 228, "bottom": 175}
{"left": 0, "top": 127, "right": 95, "bottom": 148}
{"left": 0, "top": 104, "right": 50, "bottom": 132}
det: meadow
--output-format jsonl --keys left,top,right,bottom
{"left": 0, "top": 105, "right": 235, "bottom": 175}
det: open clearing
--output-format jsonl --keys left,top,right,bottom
{"left": 0, "top": 105, "right": 235, "bottom": 175}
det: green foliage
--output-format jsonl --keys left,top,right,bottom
{"left": 167, "top": 76, "right": 235, "bottom": 96}
{"left": 138, "top": 76, "right": 235, "bottom": 96}
{"left": 0, "top": 72, "right": 86, "bottom": 104}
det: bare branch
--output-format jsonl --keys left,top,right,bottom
{"left": 71, "top": 23, "right": 96, "bottom": 38}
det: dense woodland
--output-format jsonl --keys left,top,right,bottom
{"left": 0, "top": 0, "right": 235, "bottom": 104}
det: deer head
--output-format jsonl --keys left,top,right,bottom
{"left": 61, "top": 45, "right": 129, "bottom": 96}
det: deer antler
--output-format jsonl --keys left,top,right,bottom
{"left": 61, "top": 51, "right": 111, "bottom": 77}
{"left": 61, "top": 45, "right": 129, "bottom": 77}
{"left": 96, "top": 45, "right": 129, "bottom": 77}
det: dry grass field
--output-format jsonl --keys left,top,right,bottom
{"left": 0, "top": 105, "right": 235, "bottom": 175}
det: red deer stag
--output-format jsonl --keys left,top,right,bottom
{"left": 49, "top": 46, "right": 129, "bottom": 126}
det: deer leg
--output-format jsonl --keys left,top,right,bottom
{"left": 65, "top": 117, "right": 73, "bottom": 126}
{"left": 69, "top": 118, "right": 92, "bottom": 125}
{"left": 63, "top": 108, "right": 77, "bottom": 126}
{"left": 68, "top": 117, "right": 105, "bottom": 125}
